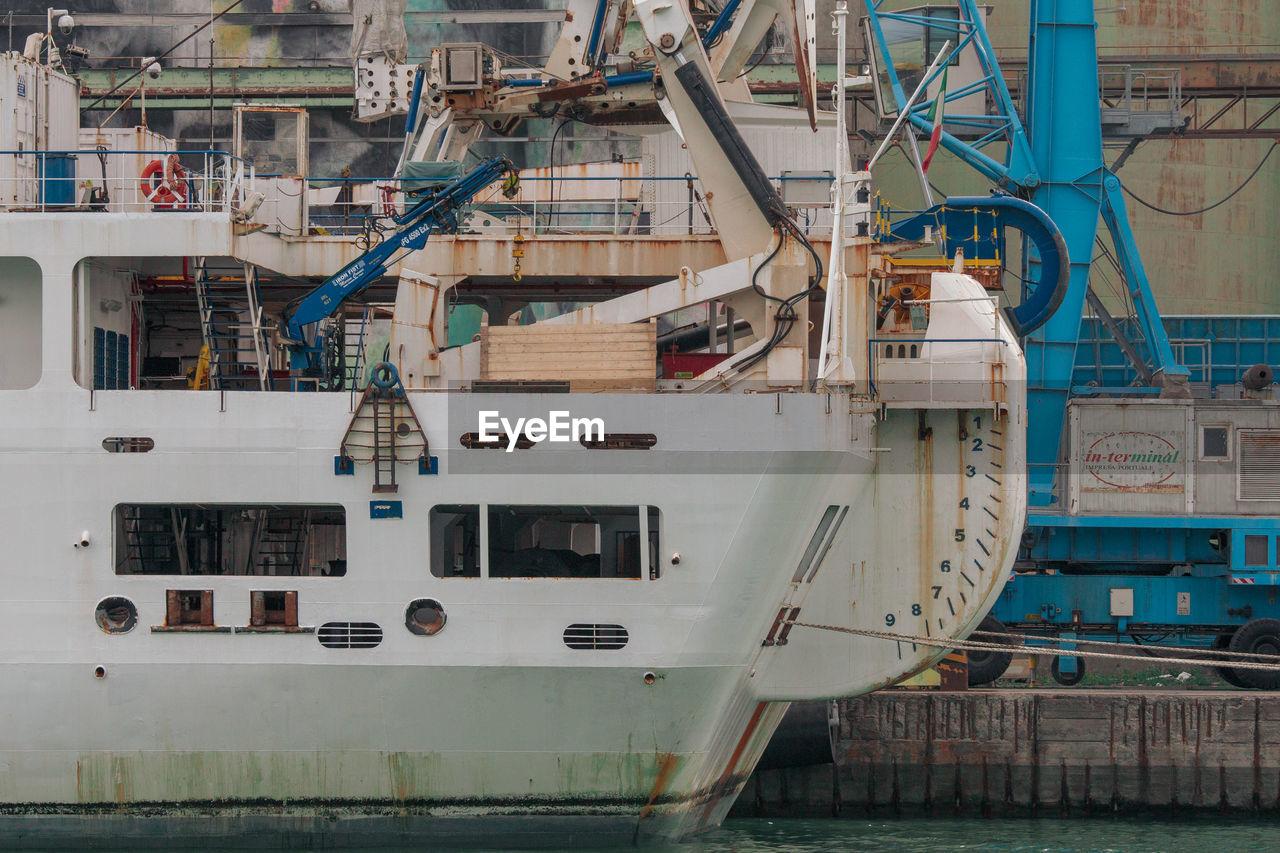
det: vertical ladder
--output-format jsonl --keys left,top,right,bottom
{"left": 123, "top": 505, "right": 177, "bottom": 574}
{"left": 372, "top": 393, "right": 397, "bottom": 493}
{"left": 339, "top": 365, "right": 429, "bottom": 494}
{"left": 346, "top": 306, "right": 371, "bottom": 393}
{"left": 249, "top": 508, "right": 312, "bottom": 574}
{"left": 243, "top": 262, "right": 273, "bottom": 390}
{"left": 193, "top": 257, "right": 273, "bottom": 390}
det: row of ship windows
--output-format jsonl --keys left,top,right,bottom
{"left": 102, "top": 434, "right": 660, "bottom": 453}
{"left": 115, "top": 503, "right": 662, "bottom": 580}
{"left": 95, "top": 595, "right": 629, "bottom": 651}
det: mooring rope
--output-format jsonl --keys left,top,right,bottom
{"left": 969, "top": 628, "right": 1280, "bottom": 663}
{"left": 789, "top": 621, "right": 1280, "bottom": 674}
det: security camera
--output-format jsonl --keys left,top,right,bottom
{"left": 75, "top": 530, "right": 90, "bottom": 549}
{"left": 143, "top": 57, "right": 161, "bottom": 79}
{"left": 57, "top": 14, "right": 75, "bottom": 35}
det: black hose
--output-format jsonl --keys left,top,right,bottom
{"left": 1122, "top": 141, "right": 1277, "bottom": 217}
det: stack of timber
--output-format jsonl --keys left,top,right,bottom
{"left": 480, "top": 321, "right": 656, "bottom": 392}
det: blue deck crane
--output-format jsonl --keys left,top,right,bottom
{"left": 281, "top": 156, "right": 517, "bottom": 377}
{"left": 865, "top": 1, "right": 1280, "bottom": 688}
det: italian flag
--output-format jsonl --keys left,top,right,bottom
{"left": 921, "top": 67, "right": 948, "bottom": 174}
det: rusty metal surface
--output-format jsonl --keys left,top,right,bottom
{"left": 238, "top": 231, "right": 835, "bottom": 281}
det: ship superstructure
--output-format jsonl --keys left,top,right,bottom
{"left": 0, "top": 2, "right": 1036, "bottom": 845}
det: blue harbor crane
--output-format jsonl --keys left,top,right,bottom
{"left": 865, "top": 0, "right": 1280, "bottom": 688}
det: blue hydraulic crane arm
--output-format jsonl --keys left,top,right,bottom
{"left": 585, "top": 0, "right": 611, "bottom": 70}
{"left": 282, "top": 156, "right": 515, "bottom": 348}
{"left": 703, "top": 0, "right": 743, "bottom": 47}
{"left": 883, "top": 195, "right": 1069, "bottom": 336}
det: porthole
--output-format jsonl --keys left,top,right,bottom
{"left": 102, "top": 437, "right": 154, "bottom": 453}
{"left": 405, "top": 598, "right": 447, "bottom": 636}
{"left": 459, "top": 431, "right": 535, "bottom": 450}
{"left": 95, "top": 596, "right": 137, "bottom": 634}
{"left": 579, "top": 433, "right": 657, "bottom": 450}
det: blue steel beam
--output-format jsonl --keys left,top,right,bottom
{"left": 1098, "top": 173, "right": 1189, "bottom": 384}
{"left": 864, "top": 0, "right": 1187, "bottom": 506}
{"left": 1021, "top": 0, "right": 1109, "bottom": 506}
{"left": 862, "top": 0, "right": 1040, "bottom": 191}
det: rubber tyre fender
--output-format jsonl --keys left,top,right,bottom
{"left": 1212, "top": 632, "right": 1250, "bottom": 689}
{"left": 370, "top": 361, "right": 399, "bottom": 389}
{"left": 1228, "top": 618, "right": 1280, "bottom": 690}
{"left": 1050, "top": 655, "right": 1085, "bottom": 686}
{"left": 965, "top": 615, "right": 1014, "bottom": 686}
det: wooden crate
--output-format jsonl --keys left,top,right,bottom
{"left": 480, "top": 322, "right": 656, "bottom": 392}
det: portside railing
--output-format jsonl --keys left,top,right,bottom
{"left": 0, "top": 149, "right": 255, "bottom": 214}
{"left": 304, "top": 173, "right": 835, "bottom": 238}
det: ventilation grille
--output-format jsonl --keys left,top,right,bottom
{"left": 318, "top": 622, "right": 383, "bottom": 649}
{"left": 1239, "top": 431, "right": 1280, "bottom": 500}
{"left": 563, "top": 624, "right": 629, "bottom": 650}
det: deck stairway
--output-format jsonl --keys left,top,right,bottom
{"left": 245, "top": 508, "right": 311, "bottom": 575}
{"left": 121, "top": 505, "right": 185, "bottom": 574}
{"left": 194, "top": 257, "right": 273, "bottom": 390}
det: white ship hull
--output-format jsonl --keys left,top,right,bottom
{"left": 0, "top": 199, "right": 1026, "bottom": 845}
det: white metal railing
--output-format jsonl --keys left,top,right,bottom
{"left": 0, "top": 152, "right": 834, "bottom": 238}
{"left": 0, "top": 149, "right": 255, "bottom": 215}
{"left": 303, "top": 174, "right": 834, "bottom": 238}
{"left": 1098, "top": 65, "right": 1182, "bottom": 116}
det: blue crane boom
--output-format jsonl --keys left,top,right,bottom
{"left": 282, "top": 156, "right": 516, "bottom": 369}
{"left": 863, "top": 0, "right": 1188, "bottom": 507}
{"left": 865, "top": 1, "right": 1280, "bottom": 690}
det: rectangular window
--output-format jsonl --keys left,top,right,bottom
{"left": 0, "top": 257, "right": 42, "bottom": 389}
{"left": 93, "top": 326, "right": 130, "bottom": 390}
{"left": 924, "top": 8, "right": 961, "bottom": 67}
{"left": 114, "top": 504, "right": 346, "bottom": 576}
{"left": 488, "top": 505, "right": 655, "bottom": 579}
{"left": 430, "top": 505, "right": 481, "bottom": 577}
{"left": 1244, "top": 534, "right": 1269, "bottom": 567}
{"left": 1200, "top": 425, "right": 1230, "bottom": 460}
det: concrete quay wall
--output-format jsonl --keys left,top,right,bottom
{"left": 733, "top": 691, "right": 1280, "bottom": 818}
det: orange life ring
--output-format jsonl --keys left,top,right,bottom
{"left": 139, "top": 155, "right": 188, "bottom": 208}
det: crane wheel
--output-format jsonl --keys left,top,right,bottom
{"left": 965, "top": 616, "right": 1013, "bottom": 686}
{"left": 1050, "top": 655, "right": 1085, "bottom": 686}
{"left": 1212, "top": 632, "right": 1249, "bottom": 689}
{"left": 1229, "top": 618, "right": 1280, "bottom": 690}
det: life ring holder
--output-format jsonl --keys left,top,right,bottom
{"left": 139, "top": 154, "right": 188, "bottom": 209}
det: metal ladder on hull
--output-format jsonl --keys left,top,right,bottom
{"left": 340, "top": 365, "right": 428, "bottom": 493}
{"left": 194, "top": 257, "right": 273, "bottom": 390}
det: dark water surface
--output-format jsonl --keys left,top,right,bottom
{"left": 329, "top": 817, "right": 1279, "bottom": 853}
{"left": 663, "top": 817, "right": 1279, "bottom": 852}
{"left": 51, "top": 816, "right": 1280, "bottom": 853}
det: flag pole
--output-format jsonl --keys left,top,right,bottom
{"left": 866, "top": 40, "right": 952, "bottom": 173}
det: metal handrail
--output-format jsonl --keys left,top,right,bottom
{"left": 0, "top": 148, "right": 255, "bottom": 215}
